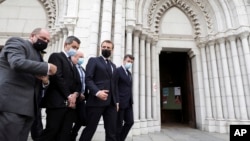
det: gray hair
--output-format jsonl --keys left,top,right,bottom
{"left": 65, "top": 36, "right": 81, "bottom": 44}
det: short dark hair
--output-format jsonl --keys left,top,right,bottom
{"left": 123, "top": 54, "right": 134, "bottom": 61}
{"left": 65, "top": 36, "right": 81, "bottom": 44}
{"left": 101, "top": 40, "right": 114, "bottom": 49}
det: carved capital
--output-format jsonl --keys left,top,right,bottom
{"left": 126, "top": 25, "right": 134, "bottom": 33}
{"left": 217, "top": 37, "right": 225, "bottom": 44}
{"left": 239, "top": 31, "right": 249, "bottom": 39}
{"left": 227, "top": 35, "right": 236, "bottom": 42}
{"left": 134, "top": 30, "right": 141, "bottom": 37}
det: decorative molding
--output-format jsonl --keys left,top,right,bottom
{"left": 193, "top": 0, "right": 212, "bottom": 30}
{"left": 148, "top": 0, "right": 213, "bottom": 39}
{"left": 39, "top": 0, "right": 57, "bottom": 29}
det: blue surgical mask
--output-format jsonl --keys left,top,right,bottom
{"left": 67, "top": 48, "right": 77, "bottom": 57}
{"left": 78, "top": 58, "right": 84, "bottom": 65}
{"left": 124, "top": 62, "right": 132, "bottom": 70}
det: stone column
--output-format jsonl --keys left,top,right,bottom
{"left": 87, "top": 0, "right": 101, "bottom": 57}
{"left": 146, "top": 36, "right": 153, "bottom": 130}
{"left": 66, "top": 0, "right": 79, "bottom": 17}
{"left": 206, "top": 42, "right": 216, "bottom": 120}
{"left": 218, "top": 38, "right": 235, "bottom": 120}
{"left": 228, "top": 36, "right": 248, "bottom": 120}
{"left": 239, "top": 32, "right": 250, "bottom": 118}
{"left": 155, "top": 44, "right": 161, "bottom": 131}
{"left": 100, "top": 0, "right": 113, "bottom": 42}
{"left": 50, "top": 36, "right": 56, "bottom": 54}
{"left": 200, "top": 43, "right": 213, "bottom": 119}
{"left": 64, "top": 0, "right": 78, "bottom": 36}
{"left": 151, "top": 40, "right": 157, "bottom": 123}
{"left": 208, "top": 41, "right": 223, "bottom": 120}
{"left": 225, "top": 40, "right": 240, "bottom": 120}
{"left": 139, "top": 33, "right": 147, "bottom": 134}
{"left": 113, "top": 0, "right": 123, "bottom": 65}
{"left": 132, "top": 30, "right": 140, "bottom": 135}
{"left": 57, "top": 30, "right": 63, "bottom": 52}
{"left": 61, "top": 28, "right": 68, "bottom": 50}
{"left": 54, "top": 34, "right": 59, "bottom": 53}
{"left": 126, "top": 26, "right": 134, "bottom": 55}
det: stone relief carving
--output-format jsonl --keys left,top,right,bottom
{"left": 38, "top": 0, "right": 56, "bottom": 29}
{"left": 148, "top": 0, "right": 213, "bottom": 39}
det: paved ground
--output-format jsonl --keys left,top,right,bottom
{"left": 28, "top": 125, "right": 229, "bottom": 141}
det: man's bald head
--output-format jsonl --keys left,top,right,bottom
{"left": 71, "top": 49, "right": 84, "bottom": 65}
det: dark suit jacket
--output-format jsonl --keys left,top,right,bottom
{"left": 41, "top": 52, "right": 81, "bottom": 108}
{"left": 85, "top": 56, "right": 118, "bottom": 107}
{"left": 115, "top": 66, "right": 133, "bottom": 109}
{"left": 75, "top": 65, "right": 88, "bottom": 125}
{"left": 0, "top": 37, "right": 48, "bottom": 117}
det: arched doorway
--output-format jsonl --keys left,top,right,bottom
{"left": 159, "top": 51, "right": 196, "bottom": 128}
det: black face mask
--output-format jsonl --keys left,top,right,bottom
{"left": 33, "top": 39, "right": 48, "bottom": 51}
{"left": 101, "top": 49, "right": 111, "bottom": 58}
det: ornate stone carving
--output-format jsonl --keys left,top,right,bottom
{"left": 39, "top": 0, "right": 57, "bottom": 29}
{"left": 148, "top": 0, "right": 213, "bottom": 39}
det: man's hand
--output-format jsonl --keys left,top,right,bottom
{"left": 36, "top": 75, "right": 49, "bottom": 85}
{"left": 79, "top": 93, "right": 85, "bottom": 101}
{"left": 48, "top": 63, "right": 57, "bottom": 75}
{"left": 67, "top": 92, "right": 78, "bottom": 109}
{"left": 96, "top": 90, "right": 109, "bottom": 101}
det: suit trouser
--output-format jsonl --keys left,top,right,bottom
{"left": 39, "top": 108, "right": 76, "bottom": 141}
{"left": 71, "top": 100, "right": 87, "bottom": 141}
{"left": 79, "top": 105, "right": 117, "bottom": 141}
{"left": 116, "top": 106, "right": 134, "bottom": 141}
{"left": 0, "top": 111, "right": 33, "bottom": 141}
{"left": 31, "top": 108, "right": 43, "bottom": 140}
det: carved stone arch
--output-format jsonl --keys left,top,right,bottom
{"left": 148, "top": 0, "right": 213, "bottom": 39}
{"left": 38, "top": 0, "right": 56, "bottom": 29}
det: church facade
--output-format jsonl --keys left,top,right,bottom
{"left": 1, "top": 0, "right": 250, "bottom": 135}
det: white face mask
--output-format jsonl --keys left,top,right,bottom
{"left": 66, "top": 48, "right": 77, "bottom": 57}
{"left": 77, "top": 58, "right": 84, "bottom": 65}
{"left": 124, "top": 62, "right": 132, "bottom": 70}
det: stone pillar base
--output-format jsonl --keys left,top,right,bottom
{"left": 205, "top": 118, "right": 216, "bottom": 132}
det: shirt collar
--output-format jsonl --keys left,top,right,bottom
{"left": 63, "top": 50, "right": 69, "bottom": 57}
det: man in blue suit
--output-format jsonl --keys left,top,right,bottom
{"left": 115, "top": 54, "right": 134, "bottom": 141}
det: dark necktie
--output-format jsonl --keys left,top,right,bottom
{"left": 126, "top": 69, "right": 131, "bottom": 80}
{"left": 78, "top": 65, "right": 85, "bottom": 92}
{"left": 68, "top": 56, "right": 73, "bottom": 67}
{"left": 106, "top": 59, "right": 112, "bottom": 75}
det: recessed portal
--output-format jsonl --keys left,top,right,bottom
{"left": 159, "top": 51, "right": 196, "bottom": 128}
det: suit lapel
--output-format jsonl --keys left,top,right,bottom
{"left": 98, "top": 56, "right": 112, "bottom": 77}
{"left": 61, "top": 52, "right": 74, "bottom": 71}
{"left": 119, "top": 67, "right": 131, "bottom": 85}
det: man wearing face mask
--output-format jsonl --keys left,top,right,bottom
{"left": 0, "top": 28, "right": 57, "bottom": 141}
{"left": 70, "top": 50, "right": 88, "bottom": 141}
{"left": 79, "top": 40, "right": 119, "bottom": 141}
{"left": 39, "top": 36, "right": 82, "bottom": 141}
{"left": 115, "top": 54, "right": 134, "bottom": 141}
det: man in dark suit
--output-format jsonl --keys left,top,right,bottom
{"left": 79, "top": 40, "right": 119, "bottom": 141}
{"left": 0, "top": 28, "right": 57, "bottom": 141}
{"left": 39, "top": 36, "right": 82, "bottom": 141}
{"left": 115, "top": 54, "right": 134, "bottom": 141}
{"left": 70, "top": 50, "right": 88, "bottom": 141}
